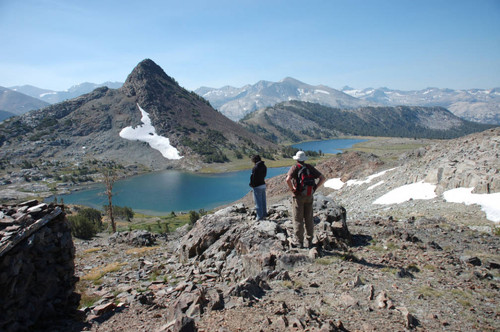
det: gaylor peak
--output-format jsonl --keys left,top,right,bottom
{"left": 126, "top": 59, "right": 173, "bottom": 82}
{"left": 121, "top": 59, "right": 178, "bottom": 97}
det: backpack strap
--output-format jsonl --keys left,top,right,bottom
{"left": 294, "top": 163, "right": 302, "bottom": 191}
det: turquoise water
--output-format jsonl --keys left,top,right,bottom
{"left": 56, "top": 167, "right": 288, "bottom": 215}
{"left": 293, "top": 138, "right": 366, "bottom": 154}
{"left": 56, "top": 139, "right": 365, "bottom": 214}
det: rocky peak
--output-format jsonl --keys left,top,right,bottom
{"left": 125, "top": 59, "right": 173, "bottom": 84}
{"left": 121, "top": 59, "right": 178, "bottom": 99}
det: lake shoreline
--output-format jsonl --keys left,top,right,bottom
{"left": 49, "top": 138, "right": 377, "bottom": 214}
{"left": 30, "top": 136, "right": 433, "bottom": 213}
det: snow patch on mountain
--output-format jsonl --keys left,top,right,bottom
{"left": 325, "top": 168, "right": 396, "bottom": 189}
{"left": 443, "top": 188, "right": 500, "bottom": 223}
{"left": 326, "top": 167, "right": 500, "bottom": 223}
{"left": 40, "top": 92, "right": 57, "bottom": 98}
{"left": 373, "top": 181, "right": 437, "bottom": 204}
{"left": 119, "top": 104, "right": 182, "bottom": 160}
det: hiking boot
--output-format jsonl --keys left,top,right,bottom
{"left": 287, "top": 237, "right": 303, "bottom": 249}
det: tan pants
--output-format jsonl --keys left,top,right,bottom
{"left": 292, "top": 195, "right": 314, "bottom": 246}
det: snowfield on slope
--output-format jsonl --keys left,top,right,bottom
{"left": 325, "top": 169, "right": 500, "bottom": 223}
{"left": 119, "top": 104, "right": 182, "bottom": 160}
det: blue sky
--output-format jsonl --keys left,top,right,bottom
{"left": 1, "top": 0, "right": 499, "bottom": 91}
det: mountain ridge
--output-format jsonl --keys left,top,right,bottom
{"left": 240, "top": 100, "right": 495, "bottom": 144}
{"left": 342, "top": 86, "right": 500, "bottom": 124}
{"left": 195, "top": 78, "right": 375, "bottom": 121}
{"left": 10, "top": 82, "right": 123, "bottom": 105}
{"left": 0, "top": 86, "right": 50, "bottom": 119}
{"left": 197, "top": 79, "right": 500, "bottom": 124}
{"left": 0, "top": 59, "right": 279, "bottom": 172}
{"left": 5, "top": 78, "right": 498, "bottom": 125}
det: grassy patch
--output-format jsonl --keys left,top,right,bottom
{"left": 367, "top": 240, "right": 398, "bottom": 252}
{"left": 125, "top": 246, "right": 160, "bottom": 255}
{"left": 418, "top": 286, "right": 444, "bottom": 298}
{"left": 82, "top": 247, "right": 102, "bottom": 254}
{"left": 118, "top": 213, "right": 192, "bottom": 233}
{"left": 451, "top": 289, "right": 474, "bottom": 308}
{"left": 367, "top": 244, "right": 385, "bottom": 252}
{"left": 315, "top": 257, "right": 337, "bottom": 265}
{"left": 315, "top": 252, "right": 358, "bottom": 265}
{"left": 385, "top": 241, "right": 398, "bottom": 250}
{"left": 344, "top": 137, "right": 432, "bottom": 164}
{"left": 82, "top": 262, "right": 127, "bottom": 282}
{"left": 199, "top": 153, "right": 330, "bottom": 173}
{"left": 76, "top": 282, "right": 101, "bottom": 309}
{"left": 381, "top": 267, "right": 398, "bottom": 275}
{"left": 79, "top": 293, "right": 101, "bottom": 309}
{"left": 422, "top": 264, "right": 437, "bottom": 272}
{"left": 282, "top": 280, "right": 303, "bottom": 290}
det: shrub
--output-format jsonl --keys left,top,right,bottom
{"left": 103, "top": 205, "right": 134, "bottom": 221}
{"left": 189, "top": 211, "right": 200, "bottom": 225}
{"left": 68, "top": 207, "right": 103, "bottom": 239}
{"left": 79, "top": 208, "right": 103, "bottom": 229}
{"left": 68, "top": 214, "right": 98, "bottom": 240}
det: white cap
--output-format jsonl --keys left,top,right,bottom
{"left": 292, "top": 151, "right": 308, "bottom": 161}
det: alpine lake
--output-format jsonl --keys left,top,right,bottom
{"left": 56, "top": 138, "right": 366, "bottom": 215}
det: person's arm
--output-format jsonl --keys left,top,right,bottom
{"left": 316, "top": 174, "right": 326, "bottom": 190}
{"left": 249, "top": 166, "right": 255, "bottom": 187}
{"left": 286, "top": 174, "right": 296, "bottom": 193}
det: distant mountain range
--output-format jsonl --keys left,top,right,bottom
{"left": 3, "top": 76, "right": 498, "bottom": 126}
{"left": 0, "top": 86, "right": 49, "bottom": 121}
{"left": 0, "top": 82, "right": 123, "bottom": 122}
{"left": 240, "top": 100, "right": 494, "bottom": 144}
{"left": 197, "top": 79, "right": 500, "bottom": 125}
{"left": 341, "top": 86, "right": 500, "bottom": 125}
{"left": 10, "top": 82, "right": 123, "bottom": 104}
{"left": 195, "top": 78, "right": 376, "bottom": 121}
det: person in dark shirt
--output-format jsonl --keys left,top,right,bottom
{"left": 286, "top": 151, "right": 326, "bottom": 248}
{"left": 249, "top": 155, "right": 267, "bottom": 220}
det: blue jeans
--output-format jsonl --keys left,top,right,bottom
{"left": 252, "top": 185, "right": 267, "bottom": 220}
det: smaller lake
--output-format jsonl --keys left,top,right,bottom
{"left": 293, "top": 138, "right": 366, "bottom": 154}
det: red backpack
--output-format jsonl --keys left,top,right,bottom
{"left": 296, "top": 163, "right": 316, "bottom": 196}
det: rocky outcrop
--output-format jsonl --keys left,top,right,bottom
{"left": 177, "top": 197, "right": 349, "bottom": 284}
{"left": 0, "top": 200, "right": 77, "bottom": 331}
{"left": 405, "top": 127, "right": 500, "bottom": 194}
{"left": 109, "top": 229, "right": 158, "bottom": 247}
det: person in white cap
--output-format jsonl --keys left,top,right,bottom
{"left": 285, "top": 150, "right": 326, "bottom": 248}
